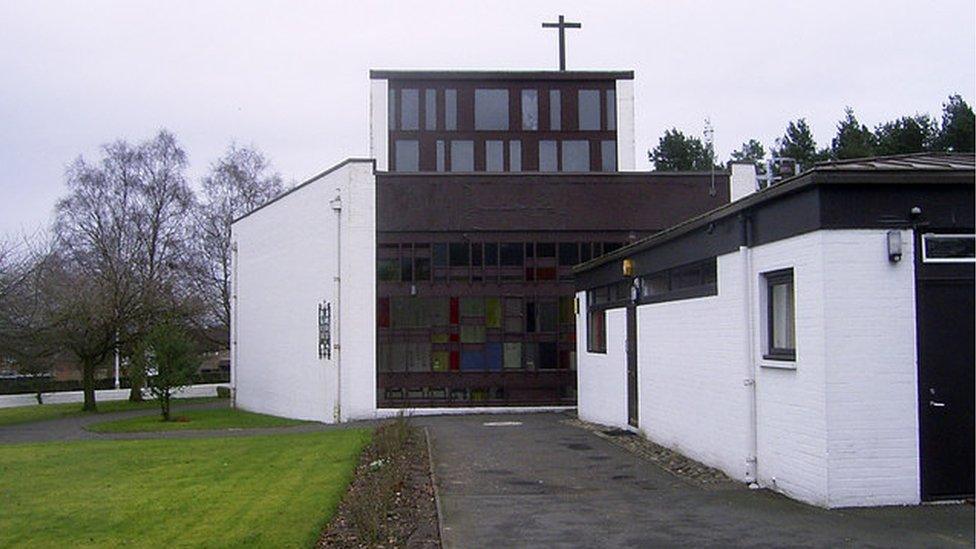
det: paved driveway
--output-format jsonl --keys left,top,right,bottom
{"left": 422, "top": 413, "right": 973, "bottom": 548}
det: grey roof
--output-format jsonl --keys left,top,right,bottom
{"left": 812, "top": 152, "right": 975, "bottom": 171}
{"left": 369, "top": 69, "right": 634, "bottom": 81}
{"left": 573, "top": 152, "right": 975, "bottom": 273}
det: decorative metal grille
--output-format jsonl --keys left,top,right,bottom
{"left": 318, "top": 301, "right": 332, "bottom": 359}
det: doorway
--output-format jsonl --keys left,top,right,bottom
{"left": 914, "top": 231, "right": 975, "bottom": 501}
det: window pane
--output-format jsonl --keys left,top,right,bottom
{"left": 562, "top": 140, "right": 590, "bottom": 172}
{"left": 500, "top": 243, "right": 523, "bottom": 266}
{"left": 558, "top": 243, "right": 579, "bottom": 266}
{"left": 445, "top": 89, "right": 457, "bottom": 130}
{"left": 484, "top": 243, "right": 499, "bottom": 265}
{"left": 539, "top": 140, "right": 557, "bottom": 172}
{"left": 415, "top": 257, "right": 431, "bottom": 281}
{"left": 425, "top": 89, "right": 437, "bottom": 130}
{"left": 521, "top": 89, "right": 538, "bottom": 130}
{"left": 606, "top": 90, "right": 616, "bottom": 130}
{"left": 471, "top": 243, "right": 483, "bottom": 267}
{"left": 475, "top": 89, "right": 509, "bottom": 130}
{"left": 771, "top": 281, "right": 795, "bottom": 350}
{"left": 432, "top": 243, "right": 448, "bottom": 266}
{"left": 400, "top": 256, "right": 413, "bottom": 282}
{"left": 388, "top": 89, "right": 397, "bottom": 130}
{"left": 400, "top": 89, "right": 419, "bottom": 130}
{"left": 671, "top": 264, "right": 702, "bottom": 290}
{"left": 578, "top": 89, "right": 601, "bottom": 130}
{"left": 449, "top": 242, "right": 469, "bottom": 267}
{"left": 588, "top": 308, "right": 606, "bottom": 352}
{"left": 549, "top": 89, "right": 561, "bottom": 130}
{"left": 537, "top": 243, "right": 555, "bottom": 257}
{"left": 436, "top": 140, "right": 445, "bottom": 172}
{"left": 537, "top": 302, "right": 558, "bottom": 332}
{"left": 509, "top": 141, "right": 521, "bottom": 172}
{"left": 450, "top": 140, "right": 474, "bottom": 172}
{"left": 486, "top": 140, "right": 504, "bottom": 172}
{"left": 924, "top": 234, "right": 976, "bottom": 260}
{"left": 639, "top": 274, "right": 665, "bottom": 297}
{"left": 377, "top": 258, "right": 400, "bottom": 282}
{"left": 601, "top": 140, "right": 617, "bottom": 172}
{"left": 394, "top": 140, "right": 419, "bottom": 172}
{"left": 503, "top": 343, "right": 522, "bottom": 369}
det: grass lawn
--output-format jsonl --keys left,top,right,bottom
{"left": 88, "top": 407, "right": 307, "bottom": 433}
{"left": 0, "top": 397, "right": 221, "bottom": 427}
{"left": 0, "top": 429, "right": 371, "bottom": 548}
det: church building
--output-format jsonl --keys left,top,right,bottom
{"left": 229, "top": 66, "right": 730, "bottom": 422}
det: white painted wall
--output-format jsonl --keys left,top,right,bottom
{"left": 576, "top": 298, "right": 629, "bottom": 429}
{"left": 750, "top": 231, "right": 831, "bottom": 506}
{"left": 369, "top": 79, "right": 389, "bottom": 171}
{"left": 820, "top": 229, "right": 919, "bottom": 507}
{"left": 615, "top": 79, "right": 636, "bottom": 171}
{"left": 635, "top": 253, "right": 754, "bottom": 482}
{"left": 730, "top": 162, "right": 758, "bottom": 202}
{"left": 231, "top": 159, "right": 375, "bottom": 423}
{"left": 575, "top": 228, "right": 923, "bottom": 508}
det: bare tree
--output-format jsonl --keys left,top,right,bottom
{"left": 51, "top": 130, "right": 197, "bottom": 409}
{"left": 0, "top": 236, "right": 57, "bottom": 403}
{"left": 193, "top": 144, "right": 283, "bottom": 340}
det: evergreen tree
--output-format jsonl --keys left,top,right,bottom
{"left": 649, "top": 128, "right": 715, "bottom": 171}
{"left": 774, "top": 119, "right": 828, "bottom": 168}
{"left": 935, "top": 94, "right": 975, "bottom": 152}
{"left": 831, "top": 107, "right": 876, "bottom": 159}
{"left": 874, "top": 114, "right": 938, "bottom": 155}
{"left": 729, "top": 139, "right": 766, "bottom": 164}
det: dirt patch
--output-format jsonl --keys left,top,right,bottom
{"left": 564, "top": 416, "right": 739, "bottom": 490}
{"left": 318, "top": 420, "right": 441, "bottom": 548}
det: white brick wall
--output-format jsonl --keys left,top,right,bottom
{"left": 820, "top": 229, "right": 919, "bottom": 507}
{"left": 576, "top": 228, "right": 922, "bottom": 508}
{"left": 576, "top": 296, "right": 629, "bottom": 429}
{"left": 635, "top": 253, "right": 753, "bottom": 482}
{"left": 751, "top": 231, "right": 831, "bottom": 506}
{"left": 231, "top": 159, "right": 376, "bottom": 423}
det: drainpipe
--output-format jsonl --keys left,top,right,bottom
{"left": 330, "top": 192, "right": 343, "bottom": 422}
{"left": 740, "top": 213, "right": 759, "bottom": 486}
{"left": 230, "top": 242, "right": 238, "bottom": 407}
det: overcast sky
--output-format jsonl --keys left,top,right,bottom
{"left": 1, "top": 0, "right": 973, "bottom": 237}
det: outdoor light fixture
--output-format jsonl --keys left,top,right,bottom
{"left": 622, "top": 258, "right": 634, "bottom": 277}
{"left": 887, "top": 230, "right": 903, "bottom": 263}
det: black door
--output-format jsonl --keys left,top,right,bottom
{"left": 626, "top": 303, "right": 638, "bottom": 428}
{"left": 915, "top": 233, "right": 975, "bottom": 501}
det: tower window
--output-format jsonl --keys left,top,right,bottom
{"left": 475, "top": 89, "right": 509, "bottom": 130}
{"left": 578, "top": 89, "right": 601, "bottom": 131}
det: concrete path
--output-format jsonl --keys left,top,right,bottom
{"left": 0, "top": 400, "right": 377, "bottom": 444}
{"left": 422, "top": 413, "right": 974, "bottom": 548}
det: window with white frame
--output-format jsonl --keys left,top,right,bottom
{"left": 921, "top": 233, "right": 975, "bottom": 263}
{"left": 763, "top": 268, "right": 795, "bottom": 361}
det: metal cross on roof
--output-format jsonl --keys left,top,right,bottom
{"left": 542, "top": 15, "right": 581, "bottom": 71}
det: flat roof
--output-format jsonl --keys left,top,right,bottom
{"left": 573, "top": 152, "right": 976, "bottom": 274}
{"left": 369, "top": 69, "right": 634, "bottom": 81}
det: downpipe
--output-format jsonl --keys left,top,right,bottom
{"left": 740, "top": 214, "right": 759, "bottom": 486}
{"left": 331, "top": 192, "right": 343, "bottom": 423}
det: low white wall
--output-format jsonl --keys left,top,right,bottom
{"left": 0, "top": 384, "right": 225, "bottom": 409}
{"left": 821, "top": 229, "right": 919, "bottom": 507}
{"left": 576, "top": 298, "right": 629, "bottom": 429}
{"left": 636, "top": 252, "right": 753, "bottom": 482}
{"left": 232, "top": 159, "right": 375, "bottom": 424}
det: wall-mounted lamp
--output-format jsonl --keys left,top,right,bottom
{"left": 887, "top": 230, "right": 902, "bottom": 263}
{"left": 622, "top": 258, "right": 634, "bottom": 278}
